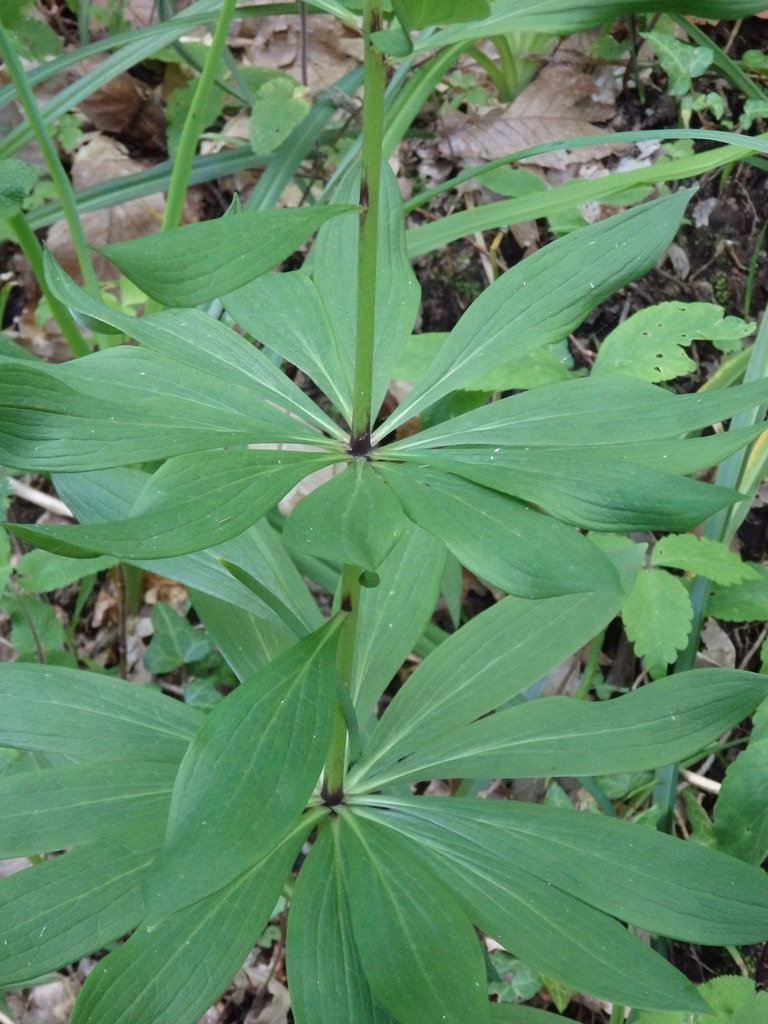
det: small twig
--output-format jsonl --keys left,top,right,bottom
{"left": 7, "top": 478, "right": 73, "bottom": 519}
{"left": 679, "top": 768, "right": 721, "bottom": 795}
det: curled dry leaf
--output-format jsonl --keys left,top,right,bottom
{"left": 437, "top": 64, "right": 623, "bottom": 171}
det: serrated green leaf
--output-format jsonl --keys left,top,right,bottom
{"left": 0, "top": 760, "right": 175, "bottom": 858}
{"left": 713, "top": 737, "right": 768, "bottom": 866}
{"left": 284, "top": 462, "right": 405, "bottom": 571}
{"left": 622, "top": 568, "right": 693, "bottom": 675}
{"left": 94, "top": 204, "right": 358, "bottom": 307}
{"left": 143, "top": 621, "right": 340, "bottom": 923}
{"left": 340, "top": 812, "right": 488, "bottom": 1024}
{"left": 413, "top": 447, "right": 738, "bottom": 533}
{"left": 0, "top": 663, "right": 202, "bottom": 763}
{"left": 708, "top": 564, "right": 768, "bottom": 621}
{"left": 249, "top": 75, "right": 310, "bottom": 156}
{"left": 287, "top": 822, "right": 398, "bottom": 1024}
{"left": 382, "top": 376, "right": 768, "bottom": 453}
{"left": 0, "top": 158, "right": 38, "bottom": 214}
{"left": 377, "top": 189, "right": 693, "bottom": 435}
{"left": 360, "top": 670, "right": 768, "bottom": 787}
{"left": 71, "top": 823, "right": 310, "bottom": 1024}
{"left": 353, "top": 803, "right": 706, "bottom": 1014}
{"left": 593, "top": 302, "right": 754, "bottom": 381}
{"left": 377, "top": 461, "right": 621, "bottom": 598}
{"left": 651, "top": 534, "right": 759, "bottom": 586}
{"left": 144, "top": 602, "right": 214, "bottom": 674}
{"left": 8, "top": 450, "right": 335, "bottom": 559}
{"left": 0, "top": 839, "right": 158, "bottom": 989}
{"left": 353, "top": 589, "right": 624, "bottom": 780}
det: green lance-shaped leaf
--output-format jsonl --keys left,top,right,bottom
{"left": 223, "top": 269, "right": 355, "bottom": 422}
{"left": 351, "top": 520, "right": 445, "bottom": 717}
{"left": 713, "top": 737, "right": 768, "bottom": 866}
{"left": 43, "top": 251, "right": 345, "bottom": 441}
{"left": 0, "top": 760, "right": 175, "bottom": 858}
{"left": 412, "top": 447, "right": 739, "bottom": 533}
{"left": 351, "top": 803, "right": 707, "bottom": 1014}
{"left": 8, "top": 450, "right": 336, "bottom": 560}
{"left": 353, "top": 588, "right": 624, "bottom": 780}
{"left": 54, "top": 466, "right": 323, "bottom": 635}
{"left": 383, "top": 375, "right": 768, "bottom": 453}
{"left": 71, "top": 822, "right": 312, "bottom": 1024}
{"left": 309, "top": 162, "right": 420, "bottom": 418}
{"left": 143, "top": 620, "right": 340, "bottom": 924}
{"left": 371, "top": 796, "right": 768, "bottom": 945}
{"left": 339, "top": 811, "right": 489, "bottom": 1024}
{"left": 377, "top": 461, "right": 621, "bottom": 599}
{"left": 490, "top": 1006, "right": 564, "bottom": 1024}
{"left": 287, "top": 822, "right": 399, "bottom": 1024}
{"left": 284, "top": 461, "right": 406, "bottom": 571}
{"left": 0, "top": 662, "right": 202, "bottom": 763}
{"left": 93, "top": 203, "right": 359, "bottom": 307}
{"left": 378, "top": 189, "right": 693, "bottom": 436}
{"left": 360, "top": 669, "right": 768, "bottom": 788}
{"left": 421, "top": 1, "right": 768, "bottom": 45}
{"left": 0, "top": 839, "right": 159, "bottom": 989}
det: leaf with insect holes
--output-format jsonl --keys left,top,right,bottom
{"left": 622, "top": 567, "right": 693, "bottom": 676}
{"left": 651, "top": 534, "right": 760, "bottom": 587}
{"left": 592, "top": 302, "right": 755, "bottom": 382}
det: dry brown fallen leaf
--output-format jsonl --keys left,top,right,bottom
{"left": 437, "top": 63, "right": 623, "bottom": 171}
{"left": 46, "top": 134, "right": 200, "bottom": 283}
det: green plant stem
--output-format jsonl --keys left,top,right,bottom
{"left": 9, "top": 212, "right": 89, "bottom": 357}
{"left": 351, "top": 0, "right": 386, "bottom": 441}
{"left": 0, "top": 22, "right": 100, "bottom": 306}
{"left": 322, "top": 565, "right": 362, "bottom": 802}
{"left": 161, "top": 0, "right": 239, "bottom": 231}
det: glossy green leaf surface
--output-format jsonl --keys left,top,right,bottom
{"left": 71, "top": 825, "right": 310, "bottom": 1024}
{"left": 143, "top": 621, "right": 340, "bottom": 923}
{"left": 0, "top": 839, "right": 158, "bottom": 989}
{"left": 350, "top": 520, "right": 445, "bottom": 717}
{"left": 10, "top": 450, "right": 335, "bottom": 559}
{"left": 383, "top": 376, "right": 768, "bottom": 453}
{"left": 285, "top": 462, "right": 405, "bottom": 571}
{"left": 369, "top": 796, "right": 768, "bottom": 944}
{"left": 340, "top": 812, "right": 488, "bottom": 1024}
{"left": 0, "top": 760, "right": 175, "bottom": 858}
{"left": 378, "top": 190, "right": 692, "bottom": 435}
{"left": 713, "top": 737, "right": 768, "bottom": 866}
{"left": 393, "top": 0, "right": 490, "bottom": 29}
{"left": 287, "top": 822, "right": 398, "bottom": 1024}
{"left": 310, "top": 163, "right": 420, "bottom": 417}
{"left": 422, "top": 1, "right": 768, "bottom": 45}
{"left": 0, "top": 663, "right": 202, "bottom": 763}
{"left": 353, "top": 588, "right": 624, "bottom": 780}
{"left": 95, "top": 204, "right": 358, "bottom": 306}
{"left": 413, "top": 447, "right": 738, "bottom": 533}
{"left": 378, "top": 462, "right": 621, "bottom": 598}
{"left": 361, "top": 670, "right": 768, "bottom": 787}
{"left": 352, "top": 804, "right": 705, "bottom": 1014}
